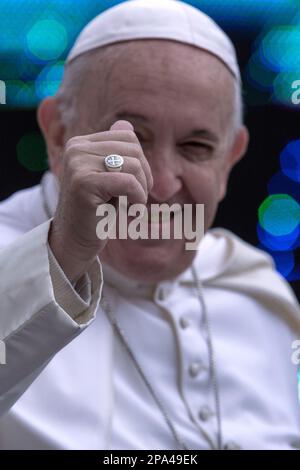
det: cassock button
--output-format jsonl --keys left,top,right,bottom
{"left": 156, "top": 285, "right": 171, "bottom": 301}
{"left": 157, "top": 288, "right": 166, "bottom": 301}
{"left": 188, "top": 361, "right": 203, "bottom": 377}
{"left": 224, "top": 441, "right": 242, "bottom": 450}
{"left": 198, "top": 405, "right": 214, "bottom": 422}
{"left": 179, "top": 317, "right": 190, "bottom": 329}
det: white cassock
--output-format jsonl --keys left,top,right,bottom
{"left": 0, "top": 171, "right": 299, "bottom": 450}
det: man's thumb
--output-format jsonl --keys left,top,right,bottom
{"left": 110, "top": 120, "right": 134, "bottom": 132}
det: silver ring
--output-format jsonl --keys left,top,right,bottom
{"left": 104, "top": 154, "right": 124, "bottom": 172}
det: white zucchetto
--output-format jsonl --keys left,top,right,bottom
{"left": 66, "top": 0, "right": 240, "bottom": 82}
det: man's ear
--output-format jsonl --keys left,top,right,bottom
{"left": 218, "top": 125, "right": 249, "bottom": 202}
{"left": 37, "top": 96, "right": 65, "bottom": 177}
{"left": 228, "top": 125, "right": 249, "bottom": 167}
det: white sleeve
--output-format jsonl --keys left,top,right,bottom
{"left": 0, "top": 219, "right": 102, "bottom": 416}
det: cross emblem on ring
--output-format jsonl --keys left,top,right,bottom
{"left": 105, "top": 154, "right": 123, "bottom": 168}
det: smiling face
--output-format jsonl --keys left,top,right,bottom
{"left": 44, "top": 39, "right": 248, "bottom": 282}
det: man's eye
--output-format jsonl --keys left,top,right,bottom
{"left": 184, "top": 142, "right": 211, "bottom": 149}
{"left": 181, "top": 142, "right": 213, "bottom": 162}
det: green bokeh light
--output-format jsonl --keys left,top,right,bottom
{"left": 258, "top": 194, "right": 300, "bottom": 236}
{"left": 17, "top": 132, "right": 48, "bottom": 172}
{"left": 26, "top": 19, "right": 68, "bottom": 61}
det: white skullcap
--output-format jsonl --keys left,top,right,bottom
{"left": 66, "top": 0, "right": 240, "bottom": 83}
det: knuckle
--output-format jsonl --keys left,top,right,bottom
{"left": 125, "top": 174, "right": 138, "bottom": 193}
{"left": 130, "top": 157, "right": 143, "bottom": 174}
{"left": 65, "top": 135, "right": 81, "bottom": 150}
{"left": 127, "top": 130, "right": 140, "bottom": 144}
{"left": 64, "top": 145, "right": 76, "bottom": 162}
{"left": 125, "top": 142, "right": 143, "bottom": 161}
{"left": 65, "top": 142, "right": 83, "bottom": 157}
{"left": 132, "top": 141, "right": 143, "bottom": 154}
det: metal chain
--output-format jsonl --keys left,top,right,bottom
{"left": 101, "top": 294, "right": 191, "bottom": 451}
{"left": 191, "top": 265, "right": 223, "bottom": 450}
{"left": 101, "top": 266, "right": 223, "bottom": 451}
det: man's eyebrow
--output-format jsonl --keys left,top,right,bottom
{"left": 115, "top": 112, "right": 148, "bottom": 122}
{"left": 187, "top": 129, "right": 219, "bottom": 144}
{"left": 115, "top": 112, "right": 219, "bottom": 143}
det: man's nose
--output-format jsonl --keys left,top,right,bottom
{"left": 148, "top": 149, "right": 183, "bottom": 202}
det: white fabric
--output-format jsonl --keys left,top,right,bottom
{"left": 107, "top": 269, "right": 300, "bottom": 450}
{"left": 0, "top": 172, "right": 299, "bottom": 449}
{"left": 67, "top": 0, "right": 241, "bottom": 83}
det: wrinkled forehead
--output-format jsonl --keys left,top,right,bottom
{"left": 87, "top": 40, "right": 235, "bottom": 117}
{"left": 85, "top": 39, "right": 235, "bottom": 97}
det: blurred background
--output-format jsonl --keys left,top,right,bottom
{"left": 0, "top": 0, "right": 300, "bottom": 303}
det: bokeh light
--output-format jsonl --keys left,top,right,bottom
{"left": 247, "top": 22, "right": 300, "bottom": 107}
{"left": 270, "top": 250, "right": 295, "bottom": 277}
{"left": 0, "top": 0, "right": 298, "bottom": 108}
{"left": 259, "top": 26, "right": 300, "bottom": 73}
{"left": 258, "top": 194, "right": 300, "bottom": 236}
{"left": 268, "top": 171, "right": 300, "bottom": 204}
{"left": 280, "top": 140, "right": 300, "bottom": 183}
{"left": 17, "top": 132, "right": 48, "bottom": 172}
{"left": 35, "top": 61, "right": 64, "bottom": 100}
{"left": 257, "top": 222, "right": 300, "bottom": 252}
{"left": 259, "top": 140, "right": 300, "bottom": 280}
{"left": 257, "top": 247, "right": 295, "bottom": 277}
{"left": 26, "top": 19, "right": 68, "bottom": 61}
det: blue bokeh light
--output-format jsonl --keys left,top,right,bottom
{"left": 257, "top": 222, "right": 300, "bottom": 252}
{"left": 268, "top": 171, "right": 300, "bottom": 204}
{"left": 0, "top": 0, "right": 298, "bottom": 108}
{"left": 258, "top": 246, "right": 295, "bottom": 277}
{"left": 259, "top": 26, "right": 300, "bottom": 73}
{"left": 35, "top": 61, "right": 64, "bottom": 100}
{"left": 280, "top": 140, "right": 300, "bottom": 183}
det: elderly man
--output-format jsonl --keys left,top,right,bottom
{"left": 0, "top": 0, "right": 299, "bottom": 450}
